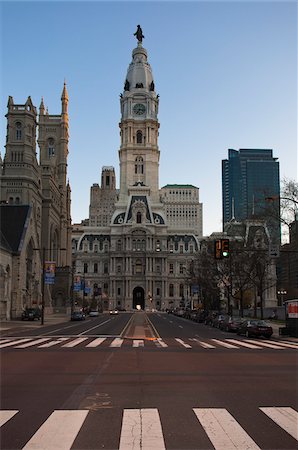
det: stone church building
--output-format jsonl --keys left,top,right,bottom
{"left": 71, "top": 33, "right": 203, "bottom": 312}
{"left": 0, "top": 85, "right": 72, "bottom": 319}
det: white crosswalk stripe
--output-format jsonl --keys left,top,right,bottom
{"left": 119, "top": 408, "right": 165, "bottom": 449}
{"left": 175, "top": 338, "right": 192, "bottom": 348}
{"left": 0, "top": 338, "right": 33, "bottom": 348}
{"left": 0, "top": 336, "right": 297, "bottom": 351}
{"left": 132, "top": 339, "right": 144, "bottom": 347}
{"left": 38, "top": 338, "right": 70, "bottom": 348}
{"left": 193, "top": 408, "right": 261, "bottom": 449}
{"left": 22, "top": 410, "right": 88, "bottom": 450}
{"left": 154, "top": 338, "right": 168, "bottom": 348}
{"left": 1, "top": 407, "right": 297, "bottom": 449}
{"left": 226, "top": 339, "right": 262, "bottom": 349}
{"left": 260, "top": 407, "right": 298, "bottom": 441}
{"left": 85, "top": 337, "right": 106, "bottom": 347}
{"left": 61, "top": 337, "right": 89, "bottom": 348}
{"left": 0, "top": 410, "right": 18, "bottom": 427}
{"left": 14, "top": 338, "right": 51, "bottom": 348}
{"left": 189, "top": 338, "right": 216, "bottom": 348}
{"left": 244, "top": 339, "right": 285, "bottom": 349}
{"left": 211, "top": 339, "right": 240, "bottom": 349}
{"left": 110, "top": 338, "right": 124, "bottom": 347}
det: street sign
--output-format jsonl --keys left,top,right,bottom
{"left": 269, "top": 245, "right": 280, "bottom": 258}
{"left": 44, "top": 261, "right": 56, "bottom": 285}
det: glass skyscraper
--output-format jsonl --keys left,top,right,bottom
{"left": 222, "top": 148, "right": 280, "bottom": 240}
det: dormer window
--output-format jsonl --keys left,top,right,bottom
{"left": 16, "top": 122, "right": 22, "bottom": 140}
{"left": 136, "top": 83, "right": 143, "bottom": 88}
{"left": 48, "top": 138, "right": 55, "bottom": 157}
{"left": 136, "top": 212, "right": 142, "bottom": 224}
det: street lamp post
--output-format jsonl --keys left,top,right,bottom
{"left": 277, "top": 289, "right": 287, "bottom": 307}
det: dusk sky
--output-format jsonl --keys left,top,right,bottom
{"left": 1, "top": 0, "right": 297, "bottom": 236}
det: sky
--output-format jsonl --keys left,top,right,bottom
{"left": 0, "top": 0, "right": 297, "bottom": 236}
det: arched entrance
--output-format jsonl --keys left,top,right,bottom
{"left": 133, "top": 286, "right": 145, "bottom": 310}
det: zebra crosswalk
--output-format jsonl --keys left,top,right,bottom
{"left": 1, "top": 406, "right": 297, "bottom": 449}
{"left": 0, "top": 336, "right": 297, "bottom": 351}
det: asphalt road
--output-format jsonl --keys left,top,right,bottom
{"left": 1, "top": 312, "right": 297, "bottom": 450}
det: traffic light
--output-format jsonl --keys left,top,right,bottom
{"left": 214, "top": 240, "right": 222, "bottom": 259}
{"left": 214, "top": 239, "right": 230, "bottom": 259}
{"left": 221, "top": 239, "right": 230, "bottom": 258}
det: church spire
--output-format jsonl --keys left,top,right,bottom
{"left": 39, "top": 97, "right": 45, "bottom": 115}
{"left": 61, "top": 80, "right": 68, "bottom": 102}
{"left": 61, "top": 81, "right": 68, "bottom": 120}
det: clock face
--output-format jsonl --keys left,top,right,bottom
{"left": 133, "top": 103, "right": 146, "bottom": 115}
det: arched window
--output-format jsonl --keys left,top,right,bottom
{"left": 16, "top": 122, "right": 22, "bottom": 140}
{"left": 104, "top": 262, "right": 108, "bottom": 274}
{"left": 135, "top": 156, "right": 144, "bottom": 174}
{"left": 83, "top": 263, "right": 88, "bottom": 273}
{"left": 48, "top": 138, "right": 55, "bottom": 157}
{"left": 136, "top": 212, "right": 142, "bottom": 224}
{"left": 136, "top": 130, "right": 142, "bottom": 144}
{"left": 169, "top": 284, "right": 174, "bottom": 297}
{"left": 94, "top": 263, "right": 98, "bottom": 273}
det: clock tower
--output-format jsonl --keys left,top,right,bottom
{"left": 118, "top": 36, "right": 160, "bottom": 205}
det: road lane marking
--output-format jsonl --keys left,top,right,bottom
{"left": 86, "top": 337, "right": 106, "bottom": 347}
{"left": 211, "top": 339, "right": 239, "bottom": 349}
{"left": 175, "top": 338, "right": 192, "bottom": 348}
{"left": 145, "top": 314, "right": 161, "bottom": 339}
{"left": 38, "top": 338, "right": 70, "bottom": 348}
{"left": 189, "top": 338, "right": 216, "bottom": 349}
{"left": 0, "top": 410, "right": 18, "bottom": 427}
{"left": 61, "top": 337, "right": 88, "bottom": 348}
{"left": 0, "top": 338, "right": 32, "bottom": 348}
{"left": 120, "top": 314, "right": 135, "bottom": 338}
{"left": 110, "top": 338, "right": 124, "bottom": 347}
{"left": 260, "top": 407, "right": 298, "bottom": 441}
{"left": 14, "top": 338, "right": 51, "bottom": 348}
{"left": 133, "top": 340, "right": 144, "bottom": 347}
{"left": 243, "top": 340, "right": 285, "bottom": 349}
{"left": 193, "top": 408, "right": 261, "bottom": 450}
{"left": 154, "top": 338, "right": 168, "bottom": 348}
{"left": 79, "top": 319, "right": 111, "bottom": 335}
{"left": 119, "top": 408, "right": 165, "bottom": 450}
{"left": 226, "top": 339, "right": 262, "bottom": 349}
{"left": 23, "top": 410, "right": 88, "bottom": 450}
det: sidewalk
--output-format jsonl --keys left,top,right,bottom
{"left": 0, "top": 314, "right": 69, "bottom": 332}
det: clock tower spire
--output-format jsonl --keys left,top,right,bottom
{"left": 118, "top": 27, "right": 160, "bottom": 204}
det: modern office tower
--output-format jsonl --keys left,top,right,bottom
{"left": 222, "top": 148, "right": 280, "bottom": 241}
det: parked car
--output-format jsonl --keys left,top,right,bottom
{"left": 193, "top": 311, "right": 204, "bottom": 323}
{"left": 71, "top": 311, "right": 85, "bottom": 321}
{"left": 220, "top": 316, "right": 243, "bottom": 332}
{"left": 109, "top": 309, "right": 119, "bottom": 315}
{"left": 204, "top": 312, "right": 218, "bottom": 326}
{"left": 89, "top": 310, "right": 99, "bottom": 317}
{"left": 212, "top": 314, "right": 228, "bottom": 328}
{"left": 21, "top": 308, "right": 41, "bottom": 321}
{"left": 237, "top": 320, "right": 273, "bottom": 338}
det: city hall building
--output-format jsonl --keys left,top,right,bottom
{"left": 72, "top": 31, "right": 203, "bottom": 311}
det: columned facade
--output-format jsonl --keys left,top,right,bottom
{"left": 72, "top": 30, "right": 203, "bottom": 311}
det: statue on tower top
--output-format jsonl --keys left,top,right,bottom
{"left": 134, "top": 25, "right": 144, "bottom": 43}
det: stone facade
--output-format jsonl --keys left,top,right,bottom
{"left": 71, "top": 37, "right": 203, "bottom": 311}
{"left": 0, "top": 85, "right": 72, "bottom": 319}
